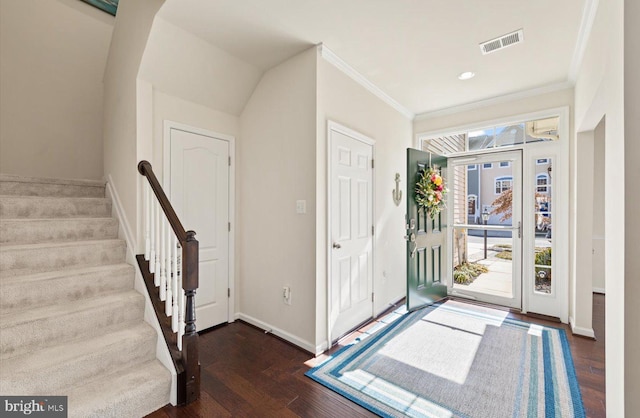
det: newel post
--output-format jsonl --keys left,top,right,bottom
{"left": 182, "top": 230, "right": 200, "bottom": 404}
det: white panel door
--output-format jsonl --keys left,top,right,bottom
{"left": 329, "top": 124, "right": 374, "bottom": 341}
{"left": 170, "top": 128, "right": 229, "bottom": 331}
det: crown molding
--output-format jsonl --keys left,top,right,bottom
{"left": 318, "top": 44, "right": 415, "bottom": 120}
{"left": 568, "top": 0, "right": 599, "bottom": 83}
{"left": 414, "top": 81, "right": 573, "bottom": 121}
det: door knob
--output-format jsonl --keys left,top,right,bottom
{"left": 332, "top": 242, "right": 341, "bottom": 249}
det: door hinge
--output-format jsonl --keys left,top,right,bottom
{"left": 228, "top": 288, "right": 230, "bottom": 298}
{"left": 228, "top": 222, "right": 231, "bottom": 232}
{"left": 228, "top": 156, "right": 231, "bottom": 166}
{"left": 371, "top": 292, "right": 374, "bottom": 303}
{"left": 372, "top": 225, "right": 375, "bottom": 236}
{"left": 371, "top": 159, "right": 375, "bottom": 169}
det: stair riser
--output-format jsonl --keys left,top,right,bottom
{"left": 0, "top": 181, "right": 104, "bottom": 198}
{"left": 0, "top": 266, "right": 134, "bottom": 315}
{"left": 0, "top": 294, "right": 144, "bottom": 360}
{"left": 0, "top": 198, "right": 112, "bottom": 219}
{"left": 0, "top": 242, "right": 126, "bottom": 277}
{"left": 0, "top": 219, "right": 119, "bottom": 245}
{"left": 0, "top": 329, "right": 157, "bottom": 395}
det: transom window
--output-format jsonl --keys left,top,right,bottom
{"left": 495, "top": 176, "right": 513, "bottom": 194}
{"left": 467, "top": 164, "right": 477, "bottom": 171}
{"left": 499, "top": 161, "right": 510, "bottom": 168}
{"left": 421, "top": 116, "right": 559, "bottom": 154}
{"left": 483, "top": 163, "right": 493, "bottom": 169}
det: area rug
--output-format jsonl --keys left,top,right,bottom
{"left": 306, "top": 300, "right": 585, "bottom": 418}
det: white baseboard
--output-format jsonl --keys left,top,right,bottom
{"left": 569, "top": 316, "right": 596, "bottom": 338}
{"left": 593, "top": 287, "right": 606, "bottom": 294}
{"left": 235, "top": 312, "right": 319, "bottom": 355}
{"left": 106, "top": 175, "right": 178, "bottom": 406}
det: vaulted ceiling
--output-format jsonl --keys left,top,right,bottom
{"left": 158, "top": 0, "right": 589, "bottom": 117}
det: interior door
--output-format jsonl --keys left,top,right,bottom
{"left": 329, "top": 123, "right": 374, "bottom": 341}
{"left": 169, "top": 127, "right": 230, "bottom": 331}
{"left": 448, "top": 150, "right": 522, "bottom": 309}
{"left": 406, "top": 148, "right": 448, "bottom": 311}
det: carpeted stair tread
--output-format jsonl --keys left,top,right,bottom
{"left": 0, "top": 264, "right": 134, "bottom": 314}
{"left": 0, "top": 174, "right": 105, "bottom": 198}
{"left": 0, "top": 217, "right": 119, "bottom": 244}
{"left": 66, "top": 360, "right": 171, "bottom": 418}
{"left": 0, "top": 174, "right": 171, "bottom": 415}
{"left": 0, "top": 322, "right": 157, "bottom": 395}
{"left": 0, "top": 290, "right": 144, "bottom": 359}
{"left": 0, "top": 196, "right": 112, "bottom": 219}
{"left": 0, "top": 239, "right": 126, "bottom": 277}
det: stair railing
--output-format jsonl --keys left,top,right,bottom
{"left": 136, "top": 160, "right": 200, "bottom": 405}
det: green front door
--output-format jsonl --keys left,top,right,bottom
{"left": 406, "top": 148, "right": 448, "bottom": 311}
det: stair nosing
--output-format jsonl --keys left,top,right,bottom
{"left": 0, "top": 290, "right": 142, "bottom": 327}
{"left": 0, "top": 263, "right": 133, "bottom": 285}
{"left": 0, "top": 174, "right": 106, "bottom": 188}
{"left": 0, "top": 238, "right": 125, "bottom": 251}
{"left": 65, "top": 360, "right": 170, "bottom": 417}
{"left": 0, "top": 217, "right": 117, "bottom": 223}
{"left": 0, "top": 195, "right": 110, "bottom": 201}
{"left": 0, "top": 322, "right": 156, "bottom": 377}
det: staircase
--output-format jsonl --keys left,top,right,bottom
{"left": 0, "top": 174, "right": 171, "bottom": 417}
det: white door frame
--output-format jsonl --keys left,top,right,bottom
{"left": 163, "top": 120, "right": 236, "bottom": 323}
{"left": 326, "top": 120, "right": 375, "bottom": 347}
{"left": 415, "top": 107, "right": 569, "bottom": 322}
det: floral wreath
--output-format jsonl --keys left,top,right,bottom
{"left": 415, "top": 166, "right": 447, "bottom": 219}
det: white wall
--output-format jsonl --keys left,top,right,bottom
{"left": 316, "top": 54, "right": 413, "bottom": 349}
{"left": 139, "top": 17, "right": 261, "bottom": 118}
{"left": 103, "top": 0, "right": 165, "bottom": 252}
{"left": 624, "top": 0, "right": 640, "bottom": 411}
{"left": 573, "top": 0, "right": 625, "bottom": 415}
{"left": 592, "top": 118, "right": 605, "bottom": 292}
{"left": 0, "top": 0, "right": 113, "bottom": 180}
{"left": 238, "top": 47, "right": 318, "bottom": 351}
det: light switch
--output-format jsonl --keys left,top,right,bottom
{"left": 296, "top": 200, "right": 306, "bottom": 214}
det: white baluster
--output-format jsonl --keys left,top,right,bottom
{"left": 154, "top": 201, "right": 161, "bottom": 284}
{"left": 144, "top": 183, "right": 150, "bottom": 261}
{"left": 159, "top": 215, "right": 166, "bottom": 301}
{"left": 149, "top": 197, "right": 156, "bottom": 275}
{"left": 165, "top": 221, "right": 172, "bottom": 317}
{"left": 177, "top": 244, "right": 184, "bottom": 351}
{"left": 172, "top": 236, "right": 179, "bottom": 332}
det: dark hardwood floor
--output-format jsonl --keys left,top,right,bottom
{"left": 147, "top": 294, "right": 605, "bottom": 418}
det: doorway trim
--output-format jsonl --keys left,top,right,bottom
{"left": 163, "top": 120, "right": 236, "bottom": 324}
{"left": 326, "top": 120, "right": 375, "bottom": 348}
{"left": 415, "top": 106, "right": 569, "bottom": 323}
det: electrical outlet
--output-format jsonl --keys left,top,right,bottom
{"left": 283, "top": 286, "right": 291, "bottom": 305}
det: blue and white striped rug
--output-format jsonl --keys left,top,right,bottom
{"left": 306, "top": 300, "right": 585, "bottom": 418}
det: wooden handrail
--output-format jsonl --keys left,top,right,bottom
{"left": 138, "top": 160, "right": 187, "bottom": 242}
{"left": 137, "top": 160, "right": 200, "bottom": 405}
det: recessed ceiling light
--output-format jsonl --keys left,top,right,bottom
{"left": 458, "top": 71, "right": 475, "bottom": 80}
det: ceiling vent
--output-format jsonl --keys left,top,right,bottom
{"left": 479, "top": 29, "right": 524, "bottom": 55}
